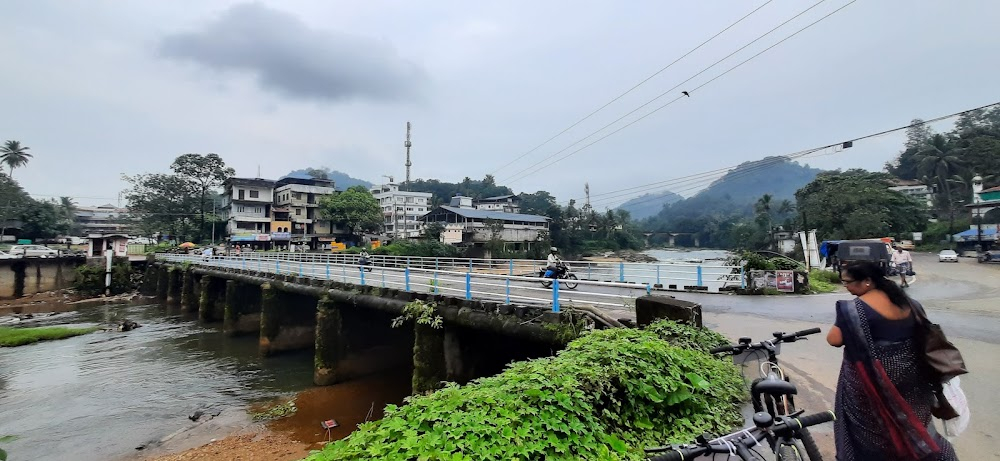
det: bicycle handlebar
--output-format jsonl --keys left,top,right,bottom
{"left": 709, "top": 327, "right": 822, "bottom": 355}
{"left": 646, "top": 411, "right": 836, "bottom": 461}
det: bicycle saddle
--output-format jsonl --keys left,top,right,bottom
{"left": 755, "top": 379, "right": 797, "bottom": 396}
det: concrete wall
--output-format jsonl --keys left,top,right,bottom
{"left": 0, "top": 257, "right": 84, "bottom": 299}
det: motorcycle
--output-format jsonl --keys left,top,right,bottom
{"left": 358, "top": 255, "right": 374, "bottom": 272}
{"left": 538, "top": 263, "right": 579, "bottom": 290}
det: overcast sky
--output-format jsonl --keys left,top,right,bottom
{"left": 3, "top": 0, "right": 998, "bottom": 208}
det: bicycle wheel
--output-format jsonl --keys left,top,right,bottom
{"left": 776, "top": 443, "right": 803, "bottom": 461}
{"left": 563, "top": 273, "right": 579, "bottom": 290}
{"left": 798, "top": 429, "right": 823, "bottom": 461}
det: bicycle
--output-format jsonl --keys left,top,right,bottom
{"left": 646, "top": 410, "right": 836, "bottom": 461}
{"left": 709, "top": 327, "right": 825, "bottom": 461}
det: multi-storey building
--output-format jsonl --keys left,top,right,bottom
{"left": 474, "top": 194, "right": 521, "bottom": 214}
{"left": 370, "top": 180, "right": 432, "bottom": 239}
{"left": 273, "top": 174, "right": 343, "bottom": 249}
{"left": 421, "top": 195, "right": 549, "bottom": 255}
{"left": 220, "top": 177, "right": 275, "bottom": 248}
{"left": 888, "top": 179, "right": 935, "bottom": 210}
{"left": 74, "top": 204, "right": 134, "bottom": 235}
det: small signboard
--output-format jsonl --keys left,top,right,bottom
{"left": 912, "top": 232, "right": 923, "bottom": 242}
{"left": 775, "top": 270, "right": 795, "bottom": 293}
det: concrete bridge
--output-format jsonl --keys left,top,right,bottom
{"left": 147, "top": 253, "right": 716, "bottom": 393}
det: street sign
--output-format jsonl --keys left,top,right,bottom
{"left": 912, "top": 232, "right": 922, "bottom": 242}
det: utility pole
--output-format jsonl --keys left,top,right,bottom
{"left": 404, "top": 122, "right": 412, "bottom": 191}
{"left": 211, "top": 199, "right": 217, "bottom": 245}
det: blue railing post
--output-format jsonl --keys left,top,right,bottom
{"left": 242, "top": 258, "right": 246, "bottom": 271}
{"left": 505, "top": 277, "right": 511, "bottom": 304}
{"left": 656, "top": 265, "right": 661, "bottom": 286}
{"left": 552, "top": 279, "right": 560, "bottom": 313}
{"left": 465, "top": 272, "right": 471, "bottom": 300}
{"left": 360, "top": 267, "right": 366, "bottom": 286}
{"left": 469, "top": 260, "right": 473, "bottom": 272}
{"left": 299, "top": 262, "right": 303, "bottom": 277}
{"left": 276, "top": 260, "right": 281, "bottom": 274}
{"left": 325, "top": 263, "right": 330, "bottom": 280}
{"left": 697, "top": 265, "right": 703, "bottom": 286}
{"left": 405, "top": 267, "right": 411, "bottom": 292}
{"left": 740, "top": 265, "right": 746, "bottom": 289}
{"left": 433, "top": 272, "right": 439, "bottom": 294}
{"left": 646, "top": 283, "right": 652, "bottom": 295}
{"left": 508, "top": 259, "right": 514, "bottom": 276}
{"left": 619, "top": 262, "right": 625, "bottom": 282}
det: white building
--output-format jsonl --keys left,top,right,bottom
{"left": 74, "top": 204, "right": 133, "bottom": 235}
{"left": 474, "top": 194, "right": 521, "bottom": 214}
{"left": 220, "top": 177, "right": 275, "bottom": 247}
{"left": 370, "top": 180, "right": 432, "bottom": 239}
{"left": 421, "top": 196, "right": 550, "bottom": 252}
{"left": 888, "top": 179, "right": 934, "bottom": 209}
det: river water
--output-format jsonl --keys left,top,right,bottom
{"left": 0, "top": 302, "right": 411, "bottom": 461}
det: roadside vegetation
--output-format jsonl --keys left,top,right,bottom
{"left": 0, "top": 326, "right": 99, "bottom": 347}
{"left": 808, "top": 269, "right": 840, "bottom": 294}
{"left": 306, "top": 320, "right": 744, "bottom": 460}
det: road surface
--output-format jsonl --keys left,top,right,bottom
{"left": 672, "top": 252, "right": 999, "bottom": 460}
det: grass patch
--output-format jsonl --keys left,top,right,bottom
{"left": 0, "top": 326, "right": 100, "bottom": 347}
{"left": 808, "top": 269, "right": 840, "bottom": 294}
{"left": 250, "top": 400, "right": 297, "bottom": 422}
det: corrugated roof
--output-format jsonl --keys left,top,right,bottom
{"left": 478, "top": 194, "right": 517, "bottom": 201}
{"left": 429, "top": 206, "right": 549, "bottom": 223}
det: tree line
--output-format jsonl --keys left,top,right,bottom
{"left": 0, "top": 140, "right": 80, "bottom": 241}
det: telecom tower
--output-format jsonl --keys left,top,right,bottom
{"left": 404, "top": 122, "right": 412, "bottom": 190}
{"left": 584, "top": 182, "right": 591, "bottom": 208}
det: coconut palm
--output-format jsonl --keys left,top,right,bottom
{"left": 917, "top": 134, "right": 967, "bottom": 238}
{"left": 0, "top": 141, "right": 32, "bottom": 178}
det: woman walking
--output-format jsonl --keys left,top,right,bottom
{"left": 827, "top": 261, "right": 957, "bottom": 460}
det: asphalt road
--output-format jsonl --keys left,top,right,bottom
{"left": 670, "top": 253, "right": 999, "bottom": 460}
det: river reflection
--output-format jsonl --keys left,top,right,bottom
{"left": 0, "top": 302, "right": 410, "bottom": 461}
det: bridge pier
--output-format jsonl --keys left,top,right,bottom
{"left": 141, "top": 265, "right": 158, "bottom": 295}
{"left": 412, "top": 323, "right": 447, "bottom": 393}
{"left": 180, "top": 269, "right": 198, "bottom": 312}
{"left": 224, "top": 280, "right": 261, "bottom": 336}
{"left": 166, "top": 267, "right": 182, "bottom": 304}
{"left": 156, "top": 265, "right": 169, "bottom": 300}
{"left": 314, "top": 296, "right": 346, "bottom": 386}
{"left": 259, "top": 284, "right": 316, "bottom": 356}
{"left": 199, "top": 275, "right": 225, "bottom": 322}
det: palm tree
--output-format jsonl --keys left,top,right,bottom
{"left": 58, "top": 196, "right": 78, "bottom": 235}
{"left": 755, "top": 194, "right": 774, "bottom": 249}
{"left": 917, "top": 134, "right": 966, "bottom": 240}
{"left": 0, "top": 141, "right": 32, "bottom": 178}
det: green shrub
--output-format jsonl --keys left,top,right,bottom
{"left": 74, "top": 261, "right": 135, "bottom": 296}
{"left": 306, "top": 321, "right": 745, "bottom": 461}
{"left": 809, "top": 269, "right": 840, "bottom": 284}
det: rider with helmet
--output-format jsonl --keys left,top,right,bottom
{"left": 545, "top": 247, "right": 563, "bottom": 278}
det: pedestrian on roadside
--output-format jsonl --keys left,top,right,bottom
{"left": 891, "top": 245, "right": 914, "bottom": 287}
{"left": 827, "top": 261, "right": 958, "bottom": 461}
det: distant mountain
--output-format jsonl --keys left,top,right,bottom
{"left": 647, "top": 157, "right": 824, "bottom": 223}
{"left": 616, "top": 190, "right": 683, "bottom": 220}
{"left": 285, "top": 168, "right": 372, "bottom": 190}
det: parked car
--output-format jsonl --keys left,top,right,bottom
{"left": 9, "top": 245, "right": 59, "bottom": 258}
{"left": 898, "top": 240, "right": 915, "bottom": 250}
{"left": 0, "top": 250, "right": 19, "bottom": 260}
{"left": 938, "top": 249, "right": 959, "bottom": 263}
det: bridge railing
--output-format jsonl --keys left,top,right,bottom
{"left": 211, "top": 252, "right": 745, "bottom": 292}
{"left": 156, "top": 253, "right": 733, "bottom": 312}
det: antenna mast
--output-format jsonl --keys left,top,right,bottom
{"left": 584, "top": 182, "right": 591, "bottom": 208}
{"left": 404, "top": 121, "right": 412, "bottom": 190}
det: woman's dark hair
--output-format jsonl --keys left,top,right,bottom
{"left": 843, "top": 261, "right": 911, "bottom": 309}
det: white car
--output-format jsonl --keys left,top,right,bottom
{"left": 0, "top": 250, "right": 19, "bottom": 260}
{"left": 938, "top": 249, "right": 959, "bottom": 263}
{"left": 9, "top": 245, "right": 59, "bottom": 258}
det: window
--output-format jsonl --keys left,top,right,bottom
{"left": 237, "top": 206, "right": 245, "bottom": 213}
{"left": 250, "top": 190, "right": 259, "bottom": 198}
{"left": 406, "top": 207, "right": 413, "bottom": 211}
{"left": 294, "top": 193, "right": 302, "bottom": 200}
{"left": 238, "top": 189, "right": 245, "bottom": 200}
{"left": 295, "top": 208, "right": 302, "bottom": 216}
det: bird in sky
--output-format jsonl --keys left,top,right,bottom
{"left": 682, "top": 91, "right": 690, "bottom": 97}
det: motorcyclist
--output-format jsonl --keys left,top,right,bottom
{"left": 545, "top": 247, "right": 563, "bottom": 278}
{"left": 359, "top": 249, "right": 370, "bottom": 265}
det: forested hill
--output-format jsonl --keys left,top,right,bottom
{"left": 407, "top": 176, "right": 514, "bottom": 207}
{"left": 644, "top": 157, "right": 824, "bottom": 225}
{"left": 286, "top": 168, "right": 372, "bottom": 190}
{"left": 616, "top": 190, "right": 682, "bottom": 220}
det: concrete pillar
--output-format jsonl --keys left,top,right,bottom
{"left": 444, "top": 328, "right": 467, "bottom": 383}
{"left": 180, "top": 269, "right": 197, "bottom": 312}
{"left": 199, "top": 275, "right": 223, "bottom": 322}
{"left": 223, "top": 280, "right": 262, "bottom": 336}
{"left": 166, "top": 267, "right": 182, "bottom": 304}
{"left": 667, "top": 235, "right": 676, "bottom": 247}
{"left": 259, "top": 284, "right": 315, "bottom": 356}
{"left": 141, "top": 265, "right": 158, "bottom": 295}
{"left": 635, "top": 295, "right": 702, "bottom": 327}
{"left": 156, "top": 266, "right": 169, "bottom": 300}
{"left": 412, "top": 323, "right": 446, "bottom": 394}
{"left": 314, "top": 296, "right": 345, "bottom": 386}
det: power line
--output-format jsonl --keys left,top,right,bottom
{"left": 486, "top": 0, "right": 776, "bottom": 177}
{"left": 591, "top": 100, "right": 1000, "bottom": 210}
{"left": 500, "top": 0, "right": 845, "bottom": 185}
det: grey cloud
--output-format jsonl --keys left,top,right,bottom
{"left": 158, "top": 3, "right": 425, "bottom": 102}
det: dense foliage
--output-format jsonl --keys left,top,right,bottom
{"left": 122, "top": 153, "right": 233, "bottom": 242}
{"left": 306, "top": 321, "right": 745, "bottom": 461}
{"left": 73, "top": 261, "right": 135, "bottom": 296}
{"left": 795, "top": 170, "right": 927, "bottom": 240}
{"left": 408, "top": 175, "right": 514, "bottom": 207}
{"left": 616, "top": 190, "right": 683, "bottom": 221}
{"left": 318, "top": 185, "right": 383, "bottom": 238}
{"left": 287, "top": 167, "right": 373, "bottom": 189}
{"left": 0, "top": 171, "right": 75, "bottom": 240}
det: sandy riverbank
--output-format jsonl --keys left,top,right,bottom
{"left": 146, "top": 430, "right": 313, "bottom": 461}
